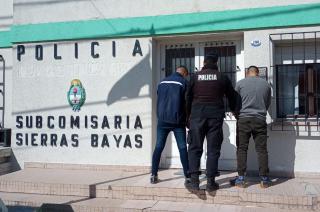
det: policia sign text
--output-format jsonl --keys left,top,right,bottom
{"left": 16, "top": 40, "right": 143, "bottom": 61}
{"left": 15, "top": 115, "right": 143, "bottom": 149}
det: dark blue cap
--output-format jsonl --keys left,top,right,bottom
{"left": 205, "top": 52, "right": 219, "bottom": 63}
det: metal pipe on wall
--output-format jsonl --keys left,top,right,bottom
{"left": 0, "top": 55, "right": 4, "bottom": 129}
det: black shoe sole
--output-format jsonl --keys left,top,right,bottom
{"left": 235, "top": 183, "right": 246, "bottom": 188}
{"left": 206, "top": 183, "right": 219, "bottom": 192}
{"left": 229, "top": 179, "right": 236, "bottom": 186}
{"left": 185, "top": 184, "right": 200, "bottom": 191}
{"left": 206, "top": 186, "right": 219, "bottom": 192}
{"left": 150, "top": 176, "right": 159, "bottom": 184}
{"left": 260, "top": 182, "right": 271, "bottom": 188}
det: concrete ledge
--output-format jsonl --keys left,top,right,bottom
{"left": 0, "top": 192, "right": 311, "bottom": 212}
{"left": 24, "top": 162, "right": 151, "bottom": 172}
{"left": 246, "top": 170, "right": 320, "bottom": 179}
{"left": 94, "top": 185, "right": 316, "bottom": 211}
{"left": 0, "top": 148, "right": 13, "bottom": 176}
{"left": 0, "top": 163, "right": 14, "bottom": 176}
{"left": 0, "top": 168, "right": 319, "bottom": 210}
{"left": 0, "top": 180, "right": 90, "bottom": 197}
{"left": 0, "top": 148, "right": 11, "bottom": 158}
{"left": 24, "top": 162, "right": 320, "bottom": 179}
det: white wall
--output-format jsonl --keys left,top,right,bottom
{"left": 13, "top": 0, "right": 320, "bottom": 25}
{"left": 4, "top": 0, "right": 320, "bottom": 175}
{"left": 0, "top": 0, "right": 13, "bottom": 30}
{"left": 6, "top": 24, "right": 320, "bottom": 175}
{"left": 0, "top": 48, "right": 13, "bottom": 130}
{"left": 0, "top": 0, "right": 13, "bottom": 133}
{"left": 11, "top": 37, "right": 154, "bottom": 168}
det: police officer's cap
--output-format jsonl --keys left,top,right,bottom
{"left": 205, "top": 53, "right": 219, "bottom": 63}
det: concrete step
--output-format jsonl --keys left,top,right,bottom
{"left": 0, "top": 147, "right": 14, "bottom": 176}
{"left": 0, "top": 147, "right": 11, "bottom": 158}
{"left": 0, "top": 192, "right": 308, "bottom": 212}
{"left": 0, "top": 168, "right": 319, "bottom": 211}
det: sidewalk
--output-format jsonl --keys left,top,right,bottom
{"left": 0, "top": 166, "right": 319, "bottom": 211}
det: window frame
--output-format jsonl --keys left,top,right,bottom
{"left": 269, "top": 31, "right": 320, "bottom": 131}
{"left": 275, "top": 63, "right": 320, "bottom": 119}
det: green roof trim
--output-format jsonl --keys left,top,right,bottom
{"left": 1, "top": 3, "right": 320, "bottom": 47}
{"left": 0, "top": 30, "right": 12, "bottom": 48}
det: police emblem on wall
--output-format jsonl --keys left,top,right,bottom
{"left": 67, "top": 79, "right": 86, "bottom": 111}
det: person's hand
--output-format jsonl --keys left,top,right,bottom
{"left": 186, "top": 117, "right": 190, "bottom": 129}
{"left": 232, "top": 112, "right": 239, "bottom": 120}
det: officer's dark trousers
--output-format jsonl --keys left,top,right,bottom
{"left": 188, "top": 117, "right": 224, "bottom": 178}
{"left": 237, "top": 117, "right": 269, "bottom": 176}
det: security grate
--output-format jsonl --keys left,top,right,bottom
{"left": 0, "top": 55, "right": 5, "bottom": 145}
{"left": 269, "top": 31, "right": 320, "bottom": 131}
{"left": 205, "top": 45, "right": 236, "bottom": 112}
{"left": 204, "top": 45, "right": 237, "bottom": 86}
{"left": 163, "top": 41, "right": 238, "bottom": 113}
{"left": 165, "top": 44, "right": 195, "bottom": 77}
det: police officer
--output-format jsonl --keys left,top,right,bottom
{"left": 186, "top": 53, "right": 237, "bottom": 191}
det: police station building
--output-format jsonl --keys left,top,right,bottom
{"left": 1, "top": 0, "right": 320, "bottom": 177}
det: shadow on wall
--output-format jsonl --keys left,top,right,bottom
{"left": 106, "top": 52, "right": 151, "bottom": 105}
{"left": 220, "top": 121, "right": 237, "bottom": 170}
{"left": 246, "top": 123, "right": 296, "bottom": 177}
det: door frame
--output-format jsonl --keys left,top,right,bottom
{"left": 154, "top": 34, "right": 245, "bottom": 170}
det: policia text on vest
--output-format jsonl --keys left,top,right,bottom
{"left": 198, "top": 74, "right": 217, "bottom": 81}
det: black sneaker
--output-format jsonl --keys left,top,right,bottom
{"left": 260, "top": 176, "right": 272, "bottom": 188}
{"left": 150, "top": 175, "right": 158, "bottom": 184}
{"left": 184, "top": 177, "right": 191, "bottom": 186}
{"left": 186, "top": 181, "right": 200, "bottom": 191}
{"left": 185, "top": 175, "right": 200, "bottom": 191}
{"left": 206, "top": 177, "right": 219, "bottom": 192}
{"left": 229, "top": 177, "right": 236, "bottom": 186}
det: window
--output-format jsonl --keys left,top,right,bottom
{"left": 270, "top": 31, "right": 320, "bottom": 125}
{"left": 165, "top": 45, "right": 195, "bottom": 77}
{"left": 204, "top": 46, "right": 237, "bottom": 111}
{"left": 162, "top": 41, "right": 239, "bottom": 112}
{"left": 276, "top": 64, "right": 320, "bottom": 118}
{"left": 205, "top": 46, "right": 236, "bottom": 86}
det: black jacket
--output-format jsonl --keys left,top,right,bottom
{"left": 186, "top": 65, "right": 237, "bottom": 119}
{"left": 157, "top": 72, "right": 188, "bottom": 126}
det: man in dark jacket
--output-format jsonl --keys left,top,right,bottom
{"left": 186, "top": 53, "right": 237, "bottom": 191}
{"left": 151, "top": 66, "right": 190, "bottom": 184}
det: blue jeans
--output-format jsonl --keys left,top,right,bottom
{"left": 151, "top": 124, "right": 189, "bottom": 177}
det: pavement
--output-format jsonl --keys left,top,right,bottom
{"left": 0, "top": 166, "right": 319, "bottom": 211}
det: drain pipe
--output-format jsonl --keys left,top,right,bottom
{"left": 0, "top": 55, "right": 11, "bottom": 147}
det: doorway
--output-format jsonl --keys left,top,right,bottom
{"left": 157, "top": 38, "right": 243, "bottom": 171}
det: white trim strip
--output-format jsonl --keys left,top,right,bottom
{"left": 160, "top": 81, "right": 183, "bottom": 86}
